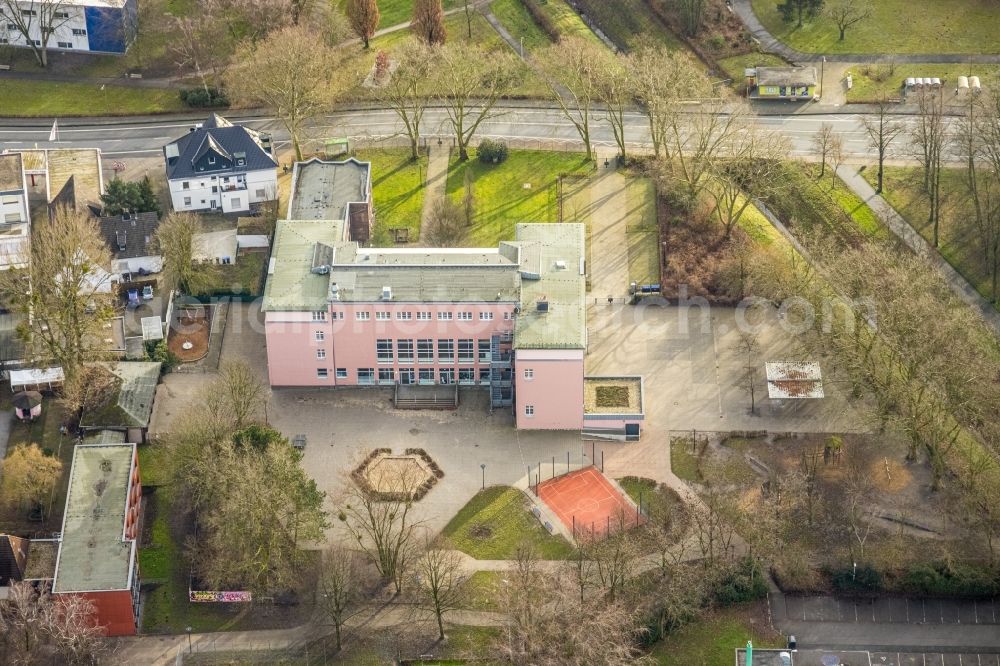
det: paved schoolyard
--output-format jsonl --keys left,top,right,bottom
{"left": 782, "top": 596, "right": 1000, "bottom": 626}
{"left": 585, "top": 299, "right": 865, "bottom": 435}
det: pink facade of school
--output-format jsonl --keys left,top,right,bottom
{"left": 514, "top": 348, "right": 585, "bottom": 430}
{"left": 265, "top": 303, "right": 517, "bottom": 387}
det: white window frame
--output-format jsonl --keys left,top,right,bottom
{"left": 336, "top": 368, "right": 348, "bottom": 379}
{"left": 525, "top": 405, "right": 535, "bottom": 417}
{"left": 376, "top": 311, "right": 391, "bottom": 321}
{"left": 317, "top": 368, "right": 329, "bottom": 379}
{"left": 417, "top": 311, "right": 432, "bottom": 321}
{"left": 314, "top": 330, "right": 325, "bottom": 342}
{"left": 438, "top": 312, "right": 453, "bottom": 321}
{"left": 356, "top": 311, "right": 371, "bottom": 321}
{"left": 316, "top": 349, "right": 326, "bottom": 359}
{"left": 480, "top": 312, "right": 494, "bottom": 321}
{"left": 523, "top": 368, "right": 534, "bottom": 380}
{"left": 312, "top": 311, "right": 327, "bottom": 321}
{"left": 396, "top": 311, "right": 413, "bottom": 321}
{"left": 457, "top": 312, "right": 473, "bottom": 321}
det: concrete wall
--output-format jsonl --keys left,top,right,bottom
{"left": 515, "top": 348, "right": 584, "bottom": 430}
{"left": 265, "top": 302, "right": 516, "bottom": 387}
{"left": 168, "top": 169, "right": 276, "bottom": 213}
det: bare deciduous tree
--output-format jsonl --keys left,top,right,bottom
{"left": 413, "top": 539, "right": 466, "bottom": 640}
{"left": 153, "top": 212, "right": 218, "bottom": 295}
{"left": 628, "top": 46, "right": 711, "bottom": 161}
{"left": 207, "top": 360, "right": 269, "bottom": 429}
{"left": 911, "top": 87, "right": 947, "bottom": 246}
{"left": 707, "top": 121, "right": 788, "bottom": 236}
{"left": 826, "top": 0, "right": 872, "bottom": 41}
{"left": 0, "top": 0, "right": 73, "bottom": 67}
{"left": 829, "top": 132, "right": 846, "bottom": 187}
{"left": 536, "top": 37, "right": 610, "bottom": 160}
{"left": 594, "top": 52, "right": 633, "bottom": 162}
{"left": 376, "top": 41, "right": 433, "bottom": 161}
{"left": 347, "top": 0, "right": 380, "bottom": 48}
{"left": 813, "top": 122, "right": 834, "bottom": 178}
{"left": 317, "top": 545, "right": 364, "bottom": 651}
{"left": 412, "top": 0, "right": 446, "bottom": 45}
{"left": 962, "top": 90, "right": 1000, "bottom": 302}
{"left": 225, "top": 25, "right": 342, "bottom": 160}
{"left": 861, "top": 95, "right": 904, "bottom": 194}
{"left": 339, "top": 458, "right": 425, "bottom": 593}
{"left": 424, "top": 198, "right": 467, "bottom": 246}
{"left": 170, "top": 15, "right": 226, "bottom": 93}
{"left": 0, "top": 205, "right": 114, "bottom": 383}
{"left": 676, "top": 0, "right": 705, "bottom": 36}
{"left": 0, "top": 582, "right": 108, "bottom": 665}
{"left": 431, "top": 43, "right": 520, "bottom": 161}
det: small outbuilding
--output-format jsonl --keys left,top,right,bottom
{"left": 746, "top": 66, "right": 818, "bottom": 100}
{"left": 9, "top": 367, "right": 64, "bottom": 393}
{"left": 11, "top": 390, "right": 42, "bottom": 421}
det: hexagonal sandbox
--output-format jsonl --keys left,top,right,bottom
{"left": 351, "top": 448, "right": 444, "bottom": 501}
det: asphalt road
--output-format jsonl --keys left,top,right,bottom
{"left": 0, "top": 105, "right": 968, "bottom": 163}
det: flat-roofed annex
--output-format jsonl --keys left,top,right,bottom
{"left": 288, "top": 158, "right": 371, "bottom": 222}
{"left": 53, "top": 444, "right": 136, "bottom": 593}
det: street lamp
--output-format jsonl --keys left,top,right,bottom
{"left": 185, "top": 626, "right": 193, "bottom": 654}
{"left": 821, "top": 56, "right": 826, "bottom": 100}
{"left": 480, "top": 463, "right": 486, "bottom": 490}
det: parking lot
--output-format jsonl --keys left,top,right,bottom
{"left": 869, "top": 654, "right": 1000, "bottom": 666}
{"left": 784, "top": 596, "right": 1000, "bottom": 625}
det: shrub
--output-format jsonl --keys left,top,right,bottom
{"left": 902, "top": 562, "right": 1000, "bottom": 598}
{"left": 145, "top": 340, "right": 180, "bottom": 373}
{"left": 830, "top": 564, "right": 882, "bottom": 594}
{"left": 522, "top": 0, "right": 561, "bottom": 42}
{"left": 713, "top": 557, "right": 769, "bottom": 606}
{"left": 707, "top": 35, "right": 726, "bottom": 51}
{"left": 477, "top": 139, "right": 509, "bottom": 164}
{"left": 180, "top": 87, "right": 229, "bottom": 109}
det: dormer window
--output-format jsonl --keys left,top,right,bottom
{"left": 208, "top": 155, "right": 215, "bottom": 165}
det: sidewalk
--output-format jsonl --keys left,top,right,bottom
{"left": 836, "top": 164, "right": 1000, "bottom": 336}
{"left": 418, "top": 144, "right": 451, "bottom": 241}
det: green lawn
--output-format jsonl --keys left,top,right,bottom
{"left": 625, "top": 178, "right": 659, "bottom": 285}
{"left": 338, "top": 0, "right": 461, "bottom": 30}
{"left": 571, "top": 0, "right": 683, "bottom": 51}
{"left": 669, "top": 438, "right": 702, "bottom": 483}
{"left": 750, "top": 0, "right": 1000, "bottom": 54}
{"left": 617, "top": 476, "right": 680, "bottom": 520}
{"left": 356, "top": 148, "right": 427, "bottom": 246}
{"left": 534, "top": 0, "right": 604, "bottom": 44}
{"left": 460, "top": 570, "right": 504, "bottom": 611}
{"left": 445, "top": 149, "right": 592, "bottom": 246}
{"left": 860, "top": 165, "right": 1000, "bottom": 306}
{"left": 765, "top": 163, "right": 885, "bottom": 241}
{"left": 846, "top": 64, "right": 1000, "bottom": 103}
{"left": 491, "top": 0, "right": 553, "bottom": 53}
{"left": 0, "top": 80, "right": 186, "bottom": 117}
{"left": 650, "top": 603, "right": 784, "bottom": 665}
{"left": 442, "top": 486, "right": 573, "bottom": 559}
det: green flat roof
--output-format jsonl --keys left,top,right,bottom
{"left": 53, "top": 444, "right": 136, "bottom": 593}
{"left": 80, "top": 362, "right": 161, "bottom": 429}
{"left": 513, "top": 223, "right": 587, "bottom": 350}
{"left": 262, "top": 219, "right": 345, "bottom": 312}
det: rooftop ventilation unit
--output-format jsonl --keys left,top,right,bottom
{"left": 327, "top": 282, "right": 340, "bottom": 302}
{"left": 310, "top": 242, "right": 334, "bottom": 275}
{"left": 554, "top": 260, "right": 566, "bottom": 270}
{"left": 536, "top": 299, "right": 549, "bottom": 313}
{"left": 116, "top": 230, "right": 126, "bottom": 252}
{"left": 381, "top": 286, "right": 392, "bottom": 300}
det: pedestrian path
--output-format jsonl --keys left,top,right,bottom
{"left": 836, "top": 164, "right": 1000, "bottom": 337}
{"left": 418, "top": 144, "right": 451, "bottom": 242}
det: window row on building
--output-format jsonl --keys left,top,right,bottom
{"left": 316, "top": 367, "right": 494, "bottom": 385}
{"left": 370, "top": 338, "right": 495, "bottom": 363}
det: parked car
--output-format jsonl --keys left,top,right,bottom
{"left": 142, "top": 285, "right": 154, "bottom": 300}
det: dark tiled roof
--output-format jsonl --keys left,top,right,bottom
{"left": 0, "top": 154, "right": 23, "bottom": 192}
{"left": 163, "top": 114, "right": 275, "bottom": 181}
{"left": 98, "top": 212, "right": 160, "bottom": 260}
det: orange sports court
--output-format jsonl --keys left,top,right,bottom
{"left": 536, "top": 465, "right": 645, "bottom": 540}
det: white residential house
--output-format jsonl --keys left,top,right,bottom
{"left": 163, "top": 114, "right": 277, "bottom": 215}
{"left": 0, "top": 153, "right": 30, "bottom": 270}
{"left": 0, "top": 0, "right": 137, "bottom": 55}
